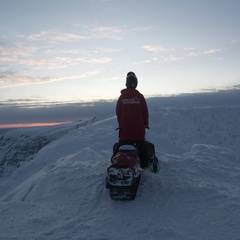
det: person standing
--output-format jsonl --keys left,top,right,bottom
{"left": 116, "top": 71, "right": 149, "bottom": 168}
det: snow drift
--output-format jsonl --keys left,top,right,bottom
{"left": 0, "top": 105, "right": 240, "bottom": 240}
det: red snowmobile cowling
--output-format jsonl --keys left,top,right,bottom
{"left": 111, "top": 150, "right": 140, "bottom": 167}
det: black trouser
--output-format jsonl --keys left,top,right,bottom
{"left": 137, "top": 141, "right": 149, "bottom": 168}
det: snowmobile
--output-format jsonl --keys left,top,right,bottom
{"left": 106, "top": 141, "right": 159, "bottom": 200}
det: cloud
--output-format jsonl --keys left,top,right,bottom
{"left": 89, "top": 25, "right": 125, "bottom": 40}
{"left": 0, "top": 70, "right": 102, "bottom": 89}
{"left": 0, "top": 32, "right": 116, "bottom": 89}
{"left": 86, "top": 57, "right": 112, "bottom": 64}
{"left": 230, "top": 39, "right": 240, "bottom": 44}
{"left": 0, "top": 98, "right": 45, "bottom": 107}
{"left": 186, "top": 51, "right": 200, "bottom": 57}
{"left": 44, "top": 47, "right": 119, "bottom": 56}
{"left": 0, "top": 100, "right": 117, "bottom": 125}
{"left": 143, "top": 45, "right": 171, "bottom": 53}
{"left": 1, "top": 41, "right": 113, "bottom": 74}
{"left": 135, "top": 58, "right": 158, "bottom": 64}
{"left": 136, "top": 55, "right": 182, "bottom": 64}
{"left": 27, "top": 25, "right": 125, "bottom": 43}
{"left": 28, "top": 29, "right": 90, "bottom": 42}
{"left": 133, "top": 26, "right": 157, "bottom": 32}
{"left": 2, "top": 50, "right": 113, "bottom": 72}
{"left": 0, "top": 71, "right": 34, "bottom": 88}
{"left": 143, "top": 46, "right": 223, "bottom": 59}
{"left": 18, "top": 56, "right": 112, "bottom": 69}
{"left": 184, "top": 47, "right": 196, "bottom": 51}
{"left": 160, "top": 55, "right": 183, "bottom": 62}
{"left": 203, "top": 49, "right": 223, "bottom": 54}
{"left": 147, "top": 88, "right": 240, "bottom": 109}
{"left": 1, "top": 88, "right": 240, "bottom": 127}
{"left": 141, "top": 45, "right": 183, "bottom": 62}
{"left": 139, "top": 45, "right": 225, "bottom": 64}
{"left": 0, "top": 42, "right": 38, "bottom": 57}
{"left": 184, "top": 47, "right": 223, "bottom": 57}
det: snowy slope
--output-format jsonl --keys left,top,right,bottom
{"left": 0, "top": 106, "right": 240, "bottom": 240}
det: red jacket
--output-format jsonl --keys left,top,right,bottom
{"left": 116, "top": 88, "right": 149, "bottom": 141}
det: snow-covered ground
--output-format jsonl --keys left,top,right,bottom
{"left": 0, "top": 105, "right": 240, "bottom": 240}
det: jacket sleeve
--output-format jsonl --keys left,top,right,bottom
{"left": 116, "top": 96, "right": 121, "bottom": 124}
{"left": 141, "top": 95, "right": 149, "bottom": 127}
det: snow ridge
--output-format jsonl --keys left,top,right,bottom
{"left": 0, "top": 107, "right": 240, "bottom": 240}
{"left": 0, "top": 118, "right": 95, "bottom": 178}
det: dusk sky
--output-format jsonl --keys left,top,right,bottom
{"left": 0, "top": 0, "right": 240, "bottom": 127}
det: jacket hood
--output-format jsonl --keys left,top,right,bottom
{"left": 120, "top": 88, "right": 140, "bottom": 95}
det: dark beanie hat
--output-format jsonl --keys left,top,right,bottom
{"left": 126, "top": 72, "right": 138, "bottom": 88}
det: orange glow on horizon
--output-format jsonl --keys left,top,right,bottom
{"left": 0, "top": 121, "right": 71, "bottom": 129}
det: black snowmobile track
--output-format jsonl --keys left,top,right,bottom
{"left": 109, "top": 175, "right": 141, "bottom": 201}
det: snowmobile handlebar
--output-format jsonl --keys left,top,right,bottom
{"left": 116, "top": 126, "right": 149, "bottom": 131}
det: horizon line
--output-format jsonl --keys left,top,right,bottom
{"left": 0, "top": 121, "right": 72, "bottom": 129}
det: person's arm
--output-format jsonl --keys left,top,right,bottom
{"left": 141, "top": 96, "right": 149, "bottom": 128}
{"left": 116, "top": 97, "right": 121, "bottom": 124}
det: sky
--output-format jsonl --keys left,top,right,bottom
{"left": 0, "top": 0, "right": 240, "bottom": 127}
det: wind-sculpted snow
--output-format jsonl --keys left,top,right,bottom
{"left": 149, "top": 105, "right": 240, "bottom": 155}
{"left": 0, "top": 119, "right": 95, "bottom": 178}
{"left": 0, "top": 107, "right": 240, "bottom": 240}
